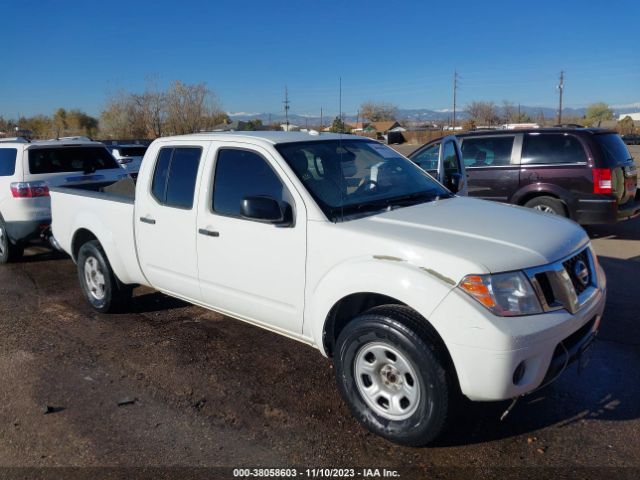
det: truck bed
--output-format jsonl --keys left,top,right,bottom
{"left": 50, "top": 181, "right": 148, "bottom": 286}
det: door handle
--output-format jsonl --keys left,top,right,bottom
{"left": 140, "top": 217, "right": 156, "bottom": 225}
{"left": 198, "top": 228, "right": 219, "bottom": 237}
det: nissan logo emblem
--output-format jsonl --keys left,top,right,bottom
{"left": 574, "top": 260, "right": 590, "bottom": 287}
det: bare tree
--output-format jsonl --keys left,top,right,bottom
{"left": 165, "top": 81, "right": 224, "bottom": 134}
{"left": 360, "top": 101, "right": 398, "bottom": 123}
{"left": 502, "top": 100, "right": 516, "bottom": 123}
{"left": 466, "top": 101, "right": 500, "bottom": 126}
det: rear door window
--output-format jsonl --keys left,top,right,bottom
{"left": 521, "top": 133, "right": 587, "bottom": 165}
{"left": 151, "top": 147, "right": 202, "bottom": 209}
{"left": 461, "top": 136, "right": 514, "bottom": 167}
{"left": 594, "top": 134, "right": 632, "bottom": 167}
{"left": 28, "top": 147, "right": 119, "bottom": 174}
{"left": 0, "top": 148, "right": 17, "bottom": 176}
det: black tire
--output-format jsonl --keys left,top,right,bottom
{"left": 334, "top": 305, "right": 454, "bottom": 446}
{"left": 0, "top": 217, "right": 24, "bottom": 264}
{"left": 76, "top": 240, "right": 132, "bottom": 313}
{"left": 524, "top": 196, "right": 567, "bottom": 217}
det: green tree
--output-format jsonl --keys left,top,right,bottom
{"left": 585, "top": 102, "right": 614, "bottom": 127}
{"left": 329, "top": 116, "right": 350, "bottom": 133}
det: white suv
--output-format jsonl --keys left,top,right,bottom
{"left": 0, "top": 137, "right": 127, "bottom": 263}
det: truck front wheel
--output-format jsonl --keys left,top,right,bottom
{"left": 77, "top": 240, "right": 132, "bottom": 313}
{"left": 334, "top": 306, "right": 453, "bottom": 446}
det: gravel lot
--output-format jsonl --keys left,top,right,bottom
{"left": 0, "top": 216, "right": 639, "bottom": 478}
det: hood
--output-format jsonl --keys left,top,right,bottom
{"left": 344, "top": 196, "right": 589, "bottom": 278}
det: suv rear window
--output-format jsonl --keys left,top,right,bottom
{"left": 594, "top": 134, "right": 632, "bottom": 166}
{"left": 118, "top": 146, "right": 147, "bottom": 157}
{"left": 461, "top": 136, "right": 514, "bottom": 167}
{"left": 28, "top": 147, "right": 119, "bottom": 174}
{"left": 521, "top": 133, "right": 587, "bottom": 165}
{"left": 0, "top": 148, "right": 17, "bottom": 176}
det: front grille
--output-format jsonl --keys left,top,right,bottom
{"left": 526, "top": 247, "right": 598, "bottom": 314}
{"left": 534, "top": 272, "right": 556, "bottom": 306}
{"left": 562, "top": 250, "right": 591, "bottom": 295}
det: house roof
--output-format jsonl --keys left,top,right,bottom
{"left": 370, "top": 121, "right": 400, "bottom": 132}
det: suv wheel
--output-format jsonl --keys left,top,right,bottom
{"left": 77, "top": 240, "right": 132, "bottom": 313}
{"left": 524, "top": 196, "right": 567, "bottom": 217}
{"left": 0, "top": 218, "right": 24, "bottom": 264}
{"left": 334, "top": 306, "right": 453, "bottom": 446}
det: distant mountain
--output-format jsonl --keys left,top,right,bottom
{"left": 228, "top": 102, "right": 640, "bottom": 125}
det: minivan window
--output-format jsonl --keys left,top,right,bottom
{"left": 461, "top": 136, "right": 514, "bottom": 167}
{"left": 213, "top": 149, "right": 285, "bottom": 218}
{"left": 442, "top": 141, "right": 460, "bottom": 175}
{"left": 0, "top": 148, "right": 17, "bottom": 176}
{"left": 521, "top": 133, "right": 587, "bottom": 165}
{"left": 28, "top": 147, "right": 119, "bottom": 174}
{"left": 412, "top": 143, "right": 440, "bottom": 171}
{"left": 595, "top": 134, "right": 632, "bottom": 166}
{"left": 151, "top": 147, "right": 202, "bottom": 209}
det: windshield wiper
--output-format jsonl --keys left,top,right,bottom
{"left": 336, "top": 189, "right": 447, "bottom": 219}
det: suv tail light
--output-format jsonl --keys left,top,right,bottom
{"left": 10, "top": 181, "right": 50, "bottom": 198}
{"left": 592, "top": 168, "right": 612, "bottom": 194}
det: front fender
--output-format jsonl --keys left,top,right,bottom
{"left": 305, "top": 256, "right": 457, "bottom": 356}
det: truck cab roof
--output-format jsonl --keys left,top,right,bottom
{"left": 157, "top": 131, "right": 371, "bottom": 146}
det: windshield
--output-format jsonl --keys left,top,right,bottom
{"left": 276, "top": 139, "right": 451, "bottom": 221}
{"left": 28, "top": 147, "right": 120, "bottom": 174}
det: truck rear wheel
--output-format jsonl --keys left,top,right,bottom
{"left": 77, "top": 240, "right": 132, "bottom": 313}
{"left": 0, "top": 218, "right": 24, "bottom": 264}
{"left": 334, "top": 306, "right": 453, "bottom": 446}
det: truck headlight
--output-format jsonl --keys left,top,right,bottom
{"left": 459, "top": 272, "right": 543, "bottom": 316}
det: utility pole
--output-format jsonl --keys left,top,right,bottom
{"left": 283, "top": 85, "right": 290, "bottom": 131}
{"left": 557, "top": 70, "right": 564, "bottom": 125}
{"left": 320, "top": 107, "right": 323, "bottom": 132}
{"left": 452, "top": 69, "right": 458, "bottom": 128}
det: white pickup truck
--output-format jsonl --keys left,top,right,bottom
{"left": 51, "top": 132, "right": 606, "bottom": 446}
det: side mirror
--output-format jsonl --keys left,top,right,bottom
{"left": 448, "top": 172, "right": 464, "bottom": 193}
{"left": 241, "top": 196, "right": 291, "bottom": 225}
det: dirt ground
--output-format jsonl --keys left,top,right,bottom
{"left": 0, "top": 219, "right": 639, "bottom": 478}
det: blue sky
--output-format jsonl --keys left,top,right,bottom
{"left": 1, "top": 0, "right": 638, "bottom": 118}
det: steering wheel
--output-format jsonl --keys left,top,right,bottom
{"left": 354, "top": 180, "right": 380, "bottom": 195}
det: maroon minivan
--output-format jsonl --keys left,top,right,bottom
{"left": 410, "top": 128, "right": 639, "bottom": 224}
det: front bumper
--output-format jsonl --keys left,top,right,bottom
{"left": 430, "top": 269, "right": 606, "bottom": 402}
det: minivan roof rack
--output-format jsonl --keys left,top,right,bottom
{"left": 553, "top": 124, "right": 585, "bottom": 129}
{"left": 0, "top": 136, "right": 30, "bottom": 143}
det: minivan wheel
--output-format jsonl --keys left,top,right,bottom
{"left": 334, "top": 306, "right": 452, "bottom": 446}
{"left": 524, "top": 196, "right": 566, "bottom": 217}
{"left": 0, "top": 219, "right": 24, "bottom": 264}
{"left": 77, "top": 240, "right": 132, "bottom": 313}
